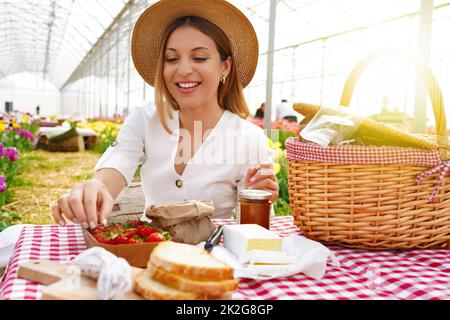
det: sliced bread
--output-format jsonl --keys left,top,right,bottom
{"left": 147, "top": 263, "right": 239, "bottom": 296}
{"left": 150, "top": 241, "right": 234, "bottom": 280}
{"left": 134, "top": 270, "right": 207, "bottom": 300}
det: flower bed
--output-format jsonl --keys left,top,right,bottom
{"left": 77, "top": 120, "right": 121, "bottom": 154}
{"left": 0, "top": 112, "right": 38, "bottom": 231}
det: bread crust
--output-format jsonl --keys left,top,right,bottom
{"left": 134, "top": 270, "right": 207, "bottom": 300}
{"left": 147, "top": 264, "right": 239, "bottom": 296}
{"left": 150, "top": 241, "right": 234, "bottom": 280}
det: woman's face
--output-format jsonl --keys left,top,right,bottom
{"left": 163, "top": 26, "right": 231, "bottom": 111}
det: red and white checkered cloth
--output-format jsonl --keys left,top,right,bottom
{"left": 285, "top": 138, "right": 442, "bottom": 167}
{"left": 0, "top": 225, "right": 86, "bottom": 300}
{"left": 2, "top": 217, "right": 450, "bottom": 300}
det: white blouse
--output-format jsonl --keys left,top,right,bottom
{"left": 94, "top": 104, "right": 273, "bottom": 219}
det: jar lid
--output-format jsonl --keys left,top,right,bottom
{"left": 238, "top": 189, "right": 272, "bottom": 201}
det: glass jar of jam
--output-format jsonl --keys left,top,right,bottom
{"left": 238, "top": 189, "right": 272, "bottom": 229}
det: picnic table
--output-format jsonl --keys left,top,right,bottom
{"left": 1, "top": 216, "right": 450, "bottom": 300}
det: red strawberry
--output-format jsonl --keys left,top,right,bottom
{"left": 129, "top": 220, "right": 143, "bottom": 228}
{"left": 144, "top": 232, "right": 165, "bottom": 242}
{"left": 137, "top": 226, "right": 156, "bottom": 237}
{"left": 128, "top": 237, "right": 143, "bottom": 244}
{"left": 95, "top": 233, "right": 110, "bottom": 244}
{"left": 115, "top": 236, "right": 129, "bottom": 245}
{"left": 123, "top": 229, "right": 137, "bottom": 239}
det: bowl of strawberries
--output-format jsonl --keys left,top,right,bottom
{"left": 82, "top": 219, "right": 171, "bottom": 268}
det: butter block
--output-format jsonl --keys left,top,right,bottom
{"left": 223, "top": 224, "right": 282, "bottom": 259}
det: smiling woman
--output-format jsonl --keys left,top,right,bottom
{"left": 52, "top": 0, "right": 278, "bottom": 233}
{"left": 155, "top": 16, "right": 238, "bottom": 134}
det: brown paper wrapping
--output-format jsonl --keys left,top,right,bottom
{"left": 146, "top": 200, "right": 215, "bottom": 244}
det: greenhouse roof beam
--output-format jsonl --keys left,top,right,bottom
{"left": 0, "top": 0, "right": 129, "bottom": 86}
{"left": 61, "top": 0, "right": 135, "bottom": 90}
{"left": 43, "top": 0, "right": 57, "bottom": 77}
{"left": 259, "top": 0, "right": 450, "bottom": 56}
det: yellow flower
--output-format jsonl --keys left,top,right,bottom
{"left": 12, "top": 123, "right": 20, "bottom": 129}
{"left": 273, "top": 163, "right": 281, "bottom": 175}
{"left": 22, "top": 114, "right": 29, "bottom": 124}
{"left": 0, "top": 122, "right": 5, "bottom": 133}
{"left": 273, "top": 148, "right": 284, "bottom": 162}
{"left": 268, "top": 139, "right": 282, "bottom": 150}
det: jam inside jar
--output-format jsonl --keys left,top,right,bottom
{"left": 238, "top": 189, "right": 272, "bottom": 229}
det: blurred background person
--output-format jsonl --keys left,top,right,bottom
{"left": 254, "top": 102, "right": 265, "bottom": 119}
{"left": 276, "top": 99, "right": 297, "bottom": 122}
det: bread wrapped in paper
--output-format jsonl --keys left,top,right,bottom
{"left": 146, "top": 200, "right": 215, "bottom": 244}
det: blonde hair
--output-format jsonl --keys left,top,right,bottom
{"left": 154, "top": 16, "right": 250, "bottom": 134}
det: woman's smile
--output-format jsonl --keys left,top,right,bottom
{"left": 164, "top": 26, "right": 229, "bottom": 110}
{"left": 176, "top": 81, "right": 202, "bottom": 94}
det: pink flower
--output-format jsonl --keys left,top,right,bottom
{"left": 0, "top": 175, "right": 6, "bottom": 192}
{"left": 19, "top": 129, "right": 35, "bottom": 142}
{"left": 5, "top": 147, "right": 18, "bottom": 162}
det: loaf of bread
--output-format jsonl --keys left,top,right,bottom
{"left": 134, "top": 241, "right": 238, "bottom": 300}
{"left": 135, "top": 270, "right": 207, "bottom": 300}
{"left": 147, "top": 263, "right": 238, "bottom": 296}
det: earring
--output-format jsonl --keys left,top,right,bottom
{"left": 220, "top": 76, "right": 226, "bottom": 84}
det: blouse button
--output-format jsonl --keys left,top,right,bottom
{"left": 175, "top": 179, "right": 183, "bottom": 188}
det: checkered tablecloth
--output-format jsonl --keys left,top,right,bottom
{"left": 1, "top": 216, "right": 450, "bottom": 300}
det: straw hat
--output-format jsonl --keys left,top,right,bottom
{"left": 131, "top": 0, "right": 259, "bottom": 88}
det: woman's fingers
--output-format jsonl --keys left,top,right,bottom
{"left": 54, "top": 180, "right": 113, "bottom": 228}
{"left": 244, "top": 166, "right": 259, "bottom": 184}
{"left": 97, "top": 188, "right": 114, "bottom": 225}
{"left": 51, "top": 203, "right": 65, "bottom": 226}
{"left": 248, "top": 177, "right": 279, "bottom": 191}
{"left": 248, "top": 180, "right": 278, "bottom": 203}
{"left": 68, "top": 184, "right": 88, "bottom": 225}
{"left": 83, "top": 181, "right": 100, "bottom": 229}
{"left": 249, "top": 168, "right": 277, "bottom": 184}
{"left": 245, "top": 162, "right": 274, "bottom": 184}
{"left": 245, "top": 164, "right": 279, "bottom": 203}
{"left": 57, "top": 195, "right": 76, "bottom": 223}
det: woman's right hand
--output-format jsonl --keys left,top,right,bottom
{"left": 52, "top": 179, "right": 114, "bottom": 229}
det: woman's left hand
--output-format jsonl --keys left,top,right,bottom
{"left": 244, "top": 163, "right": 279, "bottom": 203}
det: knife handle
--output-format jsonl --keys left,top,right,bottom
{"left": 205, "top": 225, "right": 224, "bottom": 251}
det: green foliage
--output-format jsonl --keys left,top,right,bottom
{"left": 274, "top": 150, "right": 291, "bottom": 216}
{"left": 76, "top": 121, "right": 121, "bottom": 154}
{"left": 94, "top": 135, "right": 117, "bottom": 154}
{"left": 271, "top": 130, "right": 296, "bottom": 150}
{"left": 1, "top": 130, "right": 33, "bottom": 151}
{"left": 0, "top": 212, "right": 20, "bottom": 232}
{"left": 0, "top": 122, "right": 38, "bottom": 230}
{"left": 21, "top": 122, "right": 40, "bottom": 137}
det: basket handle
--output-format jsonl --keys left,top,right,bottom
{"left": 339, "top": 48, "right": 448, "bottom": 153}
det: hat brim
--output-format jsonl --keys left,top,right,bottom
{"left": 131, "top": 0, "right": 259, "bottom": 88}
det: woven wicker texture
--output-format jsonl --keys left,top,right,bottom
{"left": 288, "top": 49, "right": 450, "bottom": 249}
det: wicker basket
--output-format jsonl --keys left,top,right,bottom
{"left": 287, "top": 49, "right": 450, "bottom": 249}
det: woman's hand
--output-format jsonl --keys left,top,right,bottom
{"left": 51, "top": 179, "right": 114, "bottom": 228}
{"left": 244, "top": 163, "right": 279, "bottom": 203}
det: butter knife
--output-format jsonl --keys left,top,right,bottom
{"left": 204, "top": 225, "right": 224, "bottom": 253}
